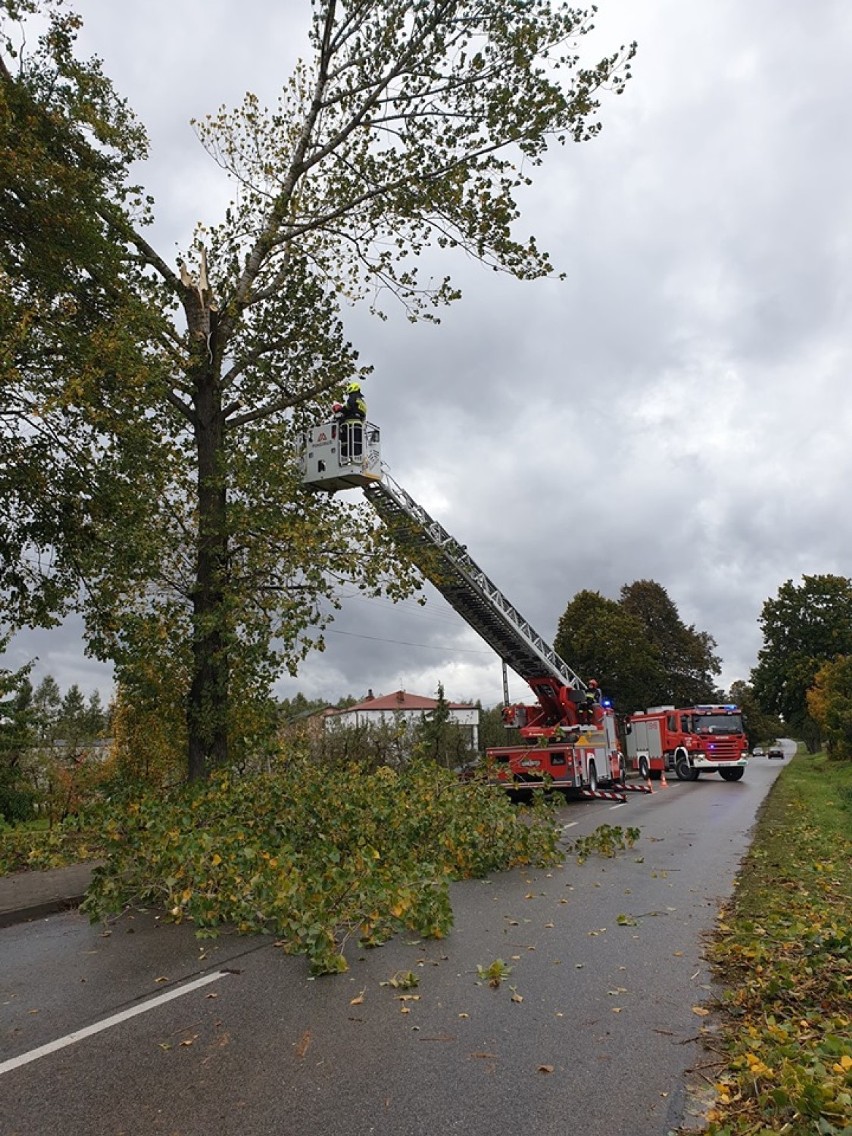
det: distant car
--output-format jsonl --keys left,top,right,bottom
{"left": 752, "top": 747, "right": 764, "bottom": 756}
{"left": 767, "top": 747, "right": 784, "bottom": 760}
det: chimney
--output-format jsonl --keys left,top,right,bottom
{"left": 396, "top": 690, "right": 405, "bottom": 704}
{"left": 366, "top": 689, "right": 375, "bottom": 701}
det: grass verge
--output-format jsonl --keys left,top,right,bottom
{"left": 698, "top": 753, "right": 851, "bottom": 1135}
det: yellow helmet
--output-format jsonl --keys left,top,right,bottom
{"left": 346, "top": 381, "right": 361, "bottom": 394}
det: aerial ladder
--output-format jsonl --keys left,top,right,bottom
{"left": 301, "top": 417, "right": 649, "bottom": 802}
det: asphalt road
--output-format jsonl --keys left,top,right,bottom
{"left": 1, "top": 758, "right": 786, "bottom": 1136}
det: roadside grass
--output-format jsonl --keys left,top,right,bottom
{"left": 700, "top": 752, "right": 851, "bottom": 1136}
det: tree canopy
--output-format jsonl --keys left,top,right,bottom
{"left": 806, "top": 656, "right": 852, "bottom": 761}
{"left": 554, "top": 580, "right": 721, "bottom": 714}
{"left": 553, "top": 589, "right": 664, "bottom": 713}
{"left": 1, "top": 0, "right": 635, "bottom": 779}
{"left": 619, "top": 580, "right": 721, "bottom": 707}
{"left": 751, "top": 573, "right": 852, "bottom": 752}
{"left": 726, "top": 679, "right": 782, "bottom": 752}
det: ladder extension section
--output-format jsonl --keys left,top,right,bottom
{"left": 363, "top": 475, "right": 583, "bottom": 690}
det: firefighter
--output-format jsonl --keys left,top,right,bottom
{"left": 333, "top": 381, "right": 367, "bottom": 459}
{"left": 579, "top": 679, "right": 601, "bottom": 724}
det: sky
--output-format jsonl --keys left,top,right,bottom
{"left": 7, "top": 0, "right": 852, "bottom": 711}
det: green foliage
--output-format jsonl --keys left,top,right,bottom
{"left": 478, "top": 703, "right": 512, "bottom": 751}
{"left": 0, "top": 648, "right": 36, "bottom": 822}
{"left": 566, "top": 823, "right": 640, "bottom": 864}
{"left": 554, "top": 581, "right": 722, "bottom": 714}
{"left": 81, "top": 755, "right": 561, "bottom": 975}
{"left": 726, "top": 680, "right": 783, "bottom": 752}
{"left": 554, "top": 589, "right": 665, "bottom": 712}
{"left": 705, "top": 754, "right": 852, "bottom": 1135}
{"left": 751, "top": 575, "right": 852, "bottom": 752}
{"left": 316, "top": 716, "right": 412, "bottom": 772}
{"left": 412, "top": 683, "right": 471, "bottom": 769}
{"left": 807, "top": 656, "right": 852, "bottom": 762}
{"left": 0, "top": 1, "right": 635, "bottom": 782}
{"left": 0, "top": 823, "right": 101, "bottom": 873}
{"left": 477, "top": 959, "right": 513, "bottom": 987}
{"left": 619, "top": 580, "right": 721, "bottom": 706}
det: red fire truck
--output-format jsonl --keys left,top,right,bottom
{"left": 625, "top": 704, "right": 748, "bottom": 782}
{"left": 302, "top": 418, "right": 646, "bottom": 803}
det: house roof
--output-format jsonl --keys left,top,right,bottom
{"left": 338, "top": 689, "right": 474, "bottom": 712}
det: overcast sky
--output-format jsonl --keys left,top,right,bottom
{"left": 8, "top": 0, "right": 852, "bottom": 710}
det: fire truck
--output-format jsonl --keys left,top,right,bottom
{"left": 302, "top": 417, "right": 648, "bottom": 803}
{"left": 625, "top": 704, "right": 748, "bottom": 782}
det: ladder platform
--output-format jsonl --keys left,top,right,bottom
{"left": 301, "top": 419, "right": 382, "bottom": 490}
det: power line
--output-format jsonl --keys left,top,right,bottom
{"left": 325, "top": 628, "right": 495, "bottom": 656}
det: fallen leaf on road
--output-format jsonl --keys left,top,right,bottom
{"left": 692, "top": 1006, "right": 710, "bottom": 1017}
{"left": 538, "top": 1064, "right": 555, "bottom": 1074}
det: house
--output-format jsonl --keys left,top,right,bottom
{"left": 330, "top": 689, "right": 479, "bottom": 750}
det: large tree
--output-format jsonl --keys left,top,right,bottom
{"left": 619, "top": 580, "right": 721, "bottom": 706}
{"left": 1, "top": 0, "right": 635, "bottom": 779}
{"left": 554, "top": 579, "right": 722, "bottom": 715}
{"left": 553, "top": 589, "right": 665, "bottom": 714}
{"left": 751, "top": 574, "right": 852, "bottom": 752}
{"left": 726, "top": 679, "right": 782, "bottom": 752}
{"left": 0, "top": 648, "right": 36, "bottom": 821}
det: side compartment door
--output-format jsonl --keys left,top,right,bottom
{"left": 647, "top": 720, "right": 663, "bottom": 760}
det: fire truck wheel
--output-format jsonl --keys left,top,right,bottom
{"left": 719, "top": 767, "right": 745, "bottom": 782}
{"left": 587, "top": 761, "right": 598, "bottom": 792}
{"left": 675, "top": 754, "right": 699, "bottom": 781}
{"left": 638, "top": 755, "right": 650, "bottom": 781}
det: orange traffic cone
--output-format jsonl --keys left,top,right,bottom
{"left": 660, "top": 770, "right": 669, "bottom": 788}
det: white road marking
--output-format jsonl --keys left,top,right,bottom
{"left": 609, "top": 803, "right": 627, "bottom": 811}
{"left": 0, "top": 971, "right": 229, "bottom": 1076}
{"left": 561, "top": 822, "right": 579, "bottom": 830}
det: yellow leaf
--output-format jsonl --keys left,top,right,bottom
{"left": 692, "top": 1006, "right": 710, "bottom": 1017}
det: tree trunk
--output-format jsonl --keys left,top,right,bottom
{"left": 187, "top": 357, "right": 230, "bottom": 782}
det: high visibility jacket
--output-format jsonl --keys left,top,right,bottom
{"left": 340, "top": 391, "right": 366, "bottom": 421}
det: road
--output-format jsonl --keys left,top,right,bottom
{"left": 1, "top": 759, "right": 785, "bottom": 1136}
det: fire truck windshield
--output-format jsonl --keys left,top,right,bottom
{"left": 691, "top": 713, "right": 744, "bottom": 734}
